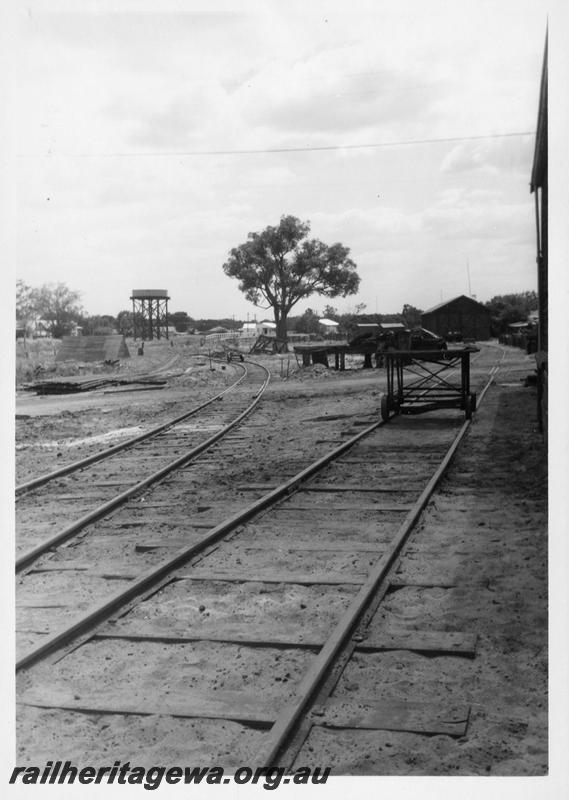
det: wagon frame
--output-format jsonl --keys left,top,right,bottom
{"left": 380, "top": 347, "right": 479, "bottom": 422}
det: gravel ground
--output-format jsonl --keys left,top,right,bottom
{"left": 12, "top": 340, "right": 551, "bottom": 788}
{"left": 293, "top": 362, "right": 548, "bottom": 776}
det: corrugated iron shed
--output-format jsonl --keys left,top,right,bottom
{"left": 422, "top": 295, "right": 491, "bottom": 341}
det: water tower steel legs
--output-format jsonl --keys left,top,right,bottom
{"left": 131, "top": 296, "right": 169, "bottom": 341}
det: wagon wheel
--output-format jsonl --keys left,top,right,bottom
{"left": 465, "top": 393, "right": 474, "bottom": 420}
{"left": 380, "top": 393, "right": 390, "bottom": 422}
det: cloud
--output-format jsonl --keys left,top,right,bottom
{"left": 14, "top": 0, "right": 547, "bottom": 319}
{"left": 235, "top": 42, "right": 444, "bottom": 140}
{"left": 441, "top": 137, "right": 535, "bottom": 177}
{"left": 127, "top": 92, "right": 227, "bottom": 149}
{"left": 422, "top": 188, "right": 534, "bottom": 245}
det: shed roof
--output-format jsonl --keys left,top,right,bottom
{"left": 379, "top": 322, "right": 406, "bottom": 330}
{"left": 423, "top": 295, "right": 488, "bottom": 314}
{"left": 319, "top": 318, "right": 339, "bottom": 326}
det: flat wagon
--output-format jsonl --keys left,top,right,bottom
{"left": 380, "top": 347, "right": 479, "bottom": 422}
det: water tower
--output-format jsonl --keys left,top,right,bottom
{"left": 130, "top": 289, "right": 170, "bottom": 340}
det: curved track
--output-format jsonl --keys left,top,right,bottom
{"left": 17, "top": 345, "right": 509, "bottom": 770}
{"left": 16, "top": 361, "right": 270, "bottom": 571}
{"left": 16, "top": 361, "right": 248, "bottom": 495}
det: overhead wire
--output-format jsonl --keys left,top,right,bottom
{"left": 24, "top": 130, "right": 534, "bottom": 159}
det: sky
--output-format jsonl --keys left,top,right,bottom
{"left": 8, "top": 0, "right": 560, "bottom": 321}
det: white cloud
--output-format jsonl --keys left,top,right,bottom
{"left": 13, "top": 0, "right": 550, "bottom": 318}
{"left": 441, "top": 137, "right": 536, "bottom": 176}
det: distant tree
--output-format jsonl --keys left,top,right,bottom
{"left": 83, "top": 314, "right": 117, "bottom": 336}
{"left": 116, "top": 310, "right": 135, "bottom": 337}
{"left": 295, "top": 308, "right": 321, "bottom": 334}
{"left": 322, "top": 304, "right": 339, "bottom": 320}
{"left": 401, "top": 304, "right": 423, "bottom": 328}
{"left": 170, "top": 311, "right": 195, "bottom": 332}
{"left": 333, "top": 303, "right": 368, "bottom": 334}
{"left": 485, "top": 291, "right": 538, "bottom": 335}
{"left": 195, "top": 318, "right": 242, "bottom": 332}
{"left": 16, "top": 280, "right": 38, "bottom": 335}
{"left": 29, "top": 282, "right": 83, "bottom": 338}
{"left": 222, "top": 215, "right": 360, "bottom": 347}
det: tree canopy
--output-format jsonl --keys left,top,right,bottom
{"left": 16, "top": 281, "right": 83, "bottom": 338}
{"left": 294, "top": 308, "right": 321, "bottom": 334}
{"left": 222, "top": 215, "right": 360, "bottom": 344}
{"left": 34, "top": 283, "right": 83, "bottom": 338}
{"left": 401, "top": 303, "right": 423, "bottom": 328}
{"left": 83, "top": 314, "right": 117, "bottom": 336}
{"left": 16, "top": 280, "right": 37, "bottom": 332}
{"left": 485, "top": 291, "right": 538, "bottom": 335}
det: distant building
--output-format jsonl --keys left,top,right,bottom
{"left": 241, "top": 322, "right": 257, "bottom": 334}
{"left": 528, "top": 311, "right": 539, "bottom": 325}
{"left": 203, "top": 326, "right": 229, "bottom": 334}
{"left": 421, "top": 295, "right": 491, "bottom": 341}
{"left": 256, "top": 320, "right": 277, "bottom": 336}
{"left": 355, "top": 323, "right": 380, "bottom": 334}
{"left": 319, "top": 318, "right": 339, "bottom": 335}
{"left": 379, "top": 322, "right": 409, "bottom": 349}
{"left": 508, "top": 321, "right": 534, "bottom": 333}
{"left": 34, "top": 320, "right": 52, "bottom": 338}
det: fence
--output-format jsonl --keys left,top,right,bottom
{"left": 499, "top": 333, "right": 538, "bottom": 354}
{"left": 204, "top": 331, "right": 254, "bottom": 343}
{"left": 203, "top": 331, "right": 347, "bottom": 345}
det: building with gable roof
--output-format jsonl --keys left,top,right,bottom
{"left": 421, "top": 295, "right": 491, "bottom": 341}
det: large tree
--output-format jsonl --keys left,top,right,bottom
{"left": 222, "top": 215, "right": 360, "bottom": 346}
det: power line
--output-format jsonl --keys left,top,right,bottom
{"left": 20, "top": 130, "right": 534, "bottom": 159}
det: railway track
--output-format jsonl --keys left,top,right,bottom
{"left": 16, "top": 345, "right": 511, "bottom": 771}
{"left": 16, "top": 360, "right": 269, "bottom": 571}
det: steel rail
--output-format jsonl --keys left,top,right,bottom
{"left": 15, "top": 362, "right": 269, "bottom": 573}
{"left": 253, "top": 365, "right": 500, "bottom": 767}
{"left": 16, "top": 362, "right": 248, "bottom": 496}
{"left": 16, "top": 352, "right": 502, "bottom": 675}
{"left": 16, "top": 410, "right": 386, "bottom": 671}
